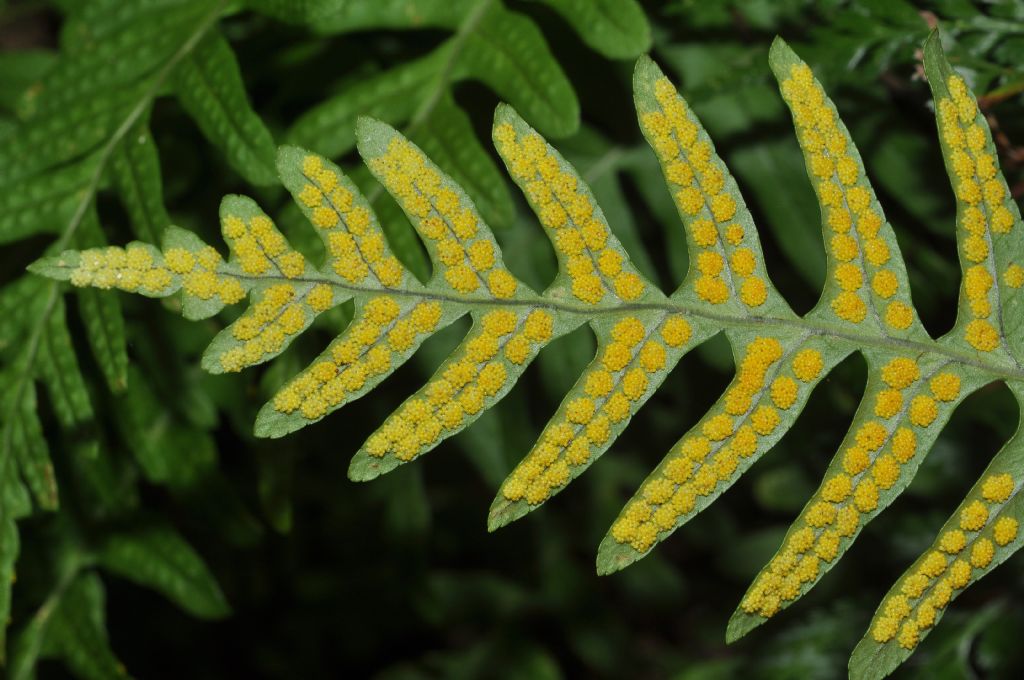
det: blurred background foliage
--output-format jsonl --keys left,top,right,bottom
{"left": 1, "top": 0, "right": 1024, "bottom": 678}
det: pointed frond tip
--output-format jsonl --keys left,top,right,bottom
{"left": 28, "top": 31, "right": 1024, "bottom": 677}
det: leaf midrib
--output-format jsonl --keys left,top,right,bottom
{"left": 221, "top": 269, "right": 1024, "bottom": 382}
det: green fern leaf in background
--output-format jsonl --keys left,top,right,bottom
{"left": 32, "top": 26, "right": 1024, "bottom": 678}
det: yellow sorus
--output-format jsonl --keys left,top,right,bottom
{"left": 885, "top": 301, "right": 913, "bottom": 330}
{"left": 478, "top": 362, "right": 507, "bottom": 396}
{"left": 909, "top": 395, "right": 938, "bottom": 428}
{"left": 306, "top": 284, "right": 335, "bottom": 312}
{"left": 750, "top": 405, "right": 780, "bottom": 435}
{"left": 164, "top": 248, "right": 195, "bottom": 274}
{"left": 740, "top": 277, "right": 768, "bottom": 307}
{"left": 822, "top": 474, "right": 852, "bottom": 503}
{"left": 660, "top": 315, "right": 691, "bottom": 347}
{"left": 919, "top": 550, "right": 948, "bottom": 578}
{"left": 792, "top": 348, "right": 824, "bottom": 382}
{"left": 566, "top": 397, "right": 596, "bottom": 424}
{"left": 897, "top": 620, "right": 921, "bottom": 651}
{"left": 872, "top": 455, "right": 900, "bottom": 489}
{"left": 364, "top": 296, "right": 401, "bottom": 325}
{"left": 843, "top": 446, "right": 870, "bottom": 475}
{"left": 466, "top": 334, "right": 499, "bottom": 362}
{"left": 622, "top": 368, "right": 648, "bottom": 401}
{"left": 834, "top": 263, "right": 862, "bottom": 291}
{"left": 602, "top": 343, "right": 631, "bottom": 373}
{"left": 1004, "top": 264, "right": 1024, "bottom": 288}
{"left": 929, "top": 372, "right": 961, "bottom": 402}
{"left": 467, "top": 240, "right": 495, "bottom": 271}
{"left": 836, "top": 505, "right": 860, "bottom": 537}
{"left": 969, "top": 538, "right": 994, "bottom": 568}
{"left": 981, "top": 473, "right": 1014, "bottom": 503}
{"left": 962, "top": 234, "right": 989, "bottom": 262}
{"left": 481, "top": 309, "right": 518, "bottom": 336}
{"left": 770, "top": 376, "right": 798, "bottom": 409}
{"left": 965, "top": 265, "right": 992, "bottom": 301}
{"left": 614, "top": 272, "right": 645, "bottom": 300}
{"left": 806, "top": 501, "right": 837, "bottom": 527}
{"left": 881, "top": 357, "right": 919, "bottom": 389}
{"left": 832, "top": 291, "right": 866, "bottom": 323}
{"left": 938, "top": 529, "right": 968, "bottom": 554}
{"left": 965, "top": 319, "right": 999, "bottom": 352}
{"left": 690, "top": 220, "right": 717, "bottom": 247}
{"left": 872, "top": 616, "right": 900, "bottom": 643}
{"left": 731, "top": 248, "right": 756, "bottom": 276}
{"left": 844, "top": 423, "right": 884, "bottom": 461}
{"left": 484, "top": 269, "right": 516, "bottom": 299}
{"left": 959, "top": 500, "right": 989, "bottom": 531}
{"left": 702, "top": 414, "right": 734, "bottom": 441}
{"left": 523, "top": 310, "right": 553, "bottom": 342}
{"left": 571, "top": 272, "right": 604, "bottom": 303}
{"left": 504, "top": 336, "right": 531, "bottom": 364}
{"left": 445, "top": 264, "right": 479, "bottom": 293}
{"left": 853, "top": 479, "right": 879, "bottom": 512}
{"left": 375, "top": 257, "right": 404, "bottom": 287}
{"left": 597, "top": 249, "right": 622, "bottom": 277}
{"left": 639, "top": 341, "right": 667, "bottom": 373}
{"left": 695, "top": 276, "right": 729, "bottom": 304}
{"left": 184, "top": 270, "right": 219, "bottom": 299}
{"left": 948, "top": 560, "right": 972, "bottom": 588}
{"left": 216, "top": 277, "right": 245, "bottom": 303}
{"left": 871, "top": 270, "right": 898, "bottom": 299}
{"left": 874, "top": 389, "right": 902, "bottom": 419}
{"left": 857, "top": 211, "right": 884, "bottom": 239}
{"left": 830, "top": 234, "right": 858, "bottom": 262}
{"left": 993, "top": 517, "right": 1019, "bottom": 546}
{"left": 611, "top": 317, "right": 645, "bottom": 346}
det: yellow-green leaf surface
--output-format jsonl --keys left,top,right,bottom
{"left": 28, "top": 29, "right": 1024, "bottom": 679}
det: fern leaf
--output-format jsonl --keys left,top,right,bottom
{"left": 36, "top": 297, "right": 94, "bottom": 431}
{"left": 31, "top": 573, "right": 125, "bottom": 680}
{"left": 109, "top": 118, "right": 171, "bottom": 243}
{"left": 531, "top": 0, "right": 650, "bottom": 59}
{"left": 95, "top": 521, "right": 230, "bottom": 619}
{"left": 28, "top": 28, "right": 1024, "bottom": 679}
{"left": 171, "top": 30, "right": 278, "bottom": 186}
{"left": 0, "top": 517, "right": 16, "bottom": 664}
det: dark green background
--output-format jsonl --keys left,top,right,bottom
{"left": 2, "top": 0, "right": 1024, "bottom": 678}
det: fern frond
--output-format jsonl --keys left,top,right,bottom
{"left": 29, "top": 29, "right": 1024, "bottom": 678}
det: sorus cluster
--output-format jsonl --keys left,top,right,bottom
{"left": 221, "top": 212, "right": 306, "bottom": 279}
{"left": 493, "top": 122, "right": 644, "bottom": 304}
{"left": 938, "top": 76, "right": 1015, "bottom": 352}
{"left": 781, "top": 64, "right": 913, "bottom": 331}
{"left": 220, "top": 281, "right": 330, "bottom": 373}
{"left": 368, "top": 140, "right": 518, "bottom": 299}
{"left": 364, "top": 308, "right": 552, "bottom": 462}
{"left": 871, "top": 471, "right": 1018, "bottom": 650}
{"left": 641, "top": 76, "right": 768, "bottom": 308}
{"left": 611, "top": 338, "right": 824, "bottom": 554}
{"left": 502, "top": 313, "right": 691, "bottom": 507}
{"left": 298, "top": 155, "right": 405, "bottom": 287}
{"left": 273, "top": 297, "right": 443, "bottom": 420}
{"left": 67, "top": 244, "right": 177, "bottom": 296}
{"left": 742, "top": 356, "right": 962, "bottom": 619}
{"left": 162, "top": 242, "right": 246, "bottom": 304}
